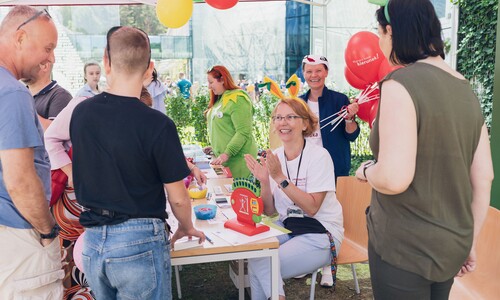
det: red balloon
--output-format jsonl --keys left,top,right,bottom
{"left": 357, "top": 101, "right": 374, "bottom": 123}
{"left": 368, "top": 100, "right": 379, "bottom": 128}
{"left": 344, "top": 66, "right": 370, "bottom": 90}
{"left": 355, "top": 86, "right": 379, "bottom": 123}
{"left": 377, "top": 59, "right": 402, "bottom": 81}
{"left": 206, "top": 0, "right": 238, "bottom": 9}
{"left": 345, "top": 31, "right": 385, "bottom": 83}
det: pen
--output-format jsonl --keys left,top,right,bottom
{"left": 205, "top": 235, "right": 214, "bottom": 244}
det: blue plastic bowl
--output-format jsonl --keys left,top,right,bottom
{"left": 193, "top": 204, "right": 217, "bottom": 220}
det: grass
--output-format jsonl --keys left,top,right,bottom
{"left": 172, "top": 261, "right": 373, "bottom": 299}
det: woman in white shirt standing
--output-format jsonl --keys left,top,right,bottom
{"left": 244, "top": 97, "right": 344, "bottom": 299}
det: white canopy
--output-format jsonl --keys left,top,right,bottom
{"left": 0, "top": 0, "right": 283, "bottom": 6}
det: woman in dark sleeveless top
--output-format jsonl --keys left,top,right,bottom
{"left": 357, "top": 0, "right": 494, "bottom": 299}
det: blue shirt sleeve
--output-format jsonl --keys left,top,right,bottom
{"left": 0, "top": 89, "right": 44, "bottom": 150}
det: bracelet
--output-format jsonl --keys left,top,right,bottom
{"left": 345, "top": 119, "right": 354, "bottom": 123}
{"left": 189, "top": 164, "right": 197, "bottom": 172}
{"left": 363, "top": 160, "right": 376, "bottom": 179}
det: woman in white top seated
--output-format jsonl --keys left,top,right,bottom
{"left": 244, "top": 97, "right": 344, "bottom": 299}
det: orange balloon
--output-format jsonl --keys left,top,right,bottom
{"left": 156, "top": 0, "right": 193, "bottom": 29}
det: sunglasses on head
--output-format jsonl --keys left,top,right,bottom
{"left": 106, "top": 26, "right": 151, "bottom": 70}
{"left": 17, "top": 9, "right": 51, "bottom": 31}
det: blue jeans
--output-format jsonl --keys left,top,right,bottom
{"left": 82, "top": 218, "right": 171, "bottom": 300}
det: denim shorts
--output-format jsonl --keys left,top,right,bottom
{"left": 82, "top": 218, "right": 171, "bottom": 300}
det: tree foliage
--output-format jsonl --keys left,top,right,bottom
{"left": 120, "top": 5, "right": 167, "bottom": 35}
{"left": 166, "top": 87, "right": 373, "bottom": 163}
{"left": 453, "top": 0, "right": 498, "bottom": 129}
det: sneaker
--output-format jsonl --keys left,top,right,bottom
{"left": 320, "top": 266, "right": 333, "bottom": 287}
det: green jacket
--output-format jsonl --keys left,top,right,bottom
{"left": 207, "top": 89, "right": 257, "bottom": 178}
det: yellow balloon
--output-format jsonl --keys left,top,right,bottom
{"left": 156, "top": 0, "right": 193, "bottom": 29}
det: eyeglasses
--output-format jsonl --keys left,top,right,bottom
{"left": 17, "top": 9, "right": 51, "bottom": 31}
{"left": 272, "top": 115, "right": 304, "bottom": 123}
{"left": 106, "top": 26, "right": 151, "bottom": 70}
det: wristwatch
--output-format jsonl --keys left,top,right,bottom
{"left": 40, "top": 224, "right": 61, "bottom": 239}
{"left": 279, "top": 179, "right": 290, "bottom": 189}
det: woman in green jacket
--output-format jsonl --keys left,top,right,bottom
{"left": 206, "top": 65, "right": 257, "bottom": 178}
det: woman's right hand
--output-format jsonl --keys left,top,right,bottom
{"left": 244, "top": 154, "right": 269, "bottom": 183}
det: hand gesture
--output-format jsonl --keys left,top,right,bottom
{"left": 244, "top": 154, "right": 269, "bottom": 183}
{"left": 264, "top": 150, "right": 284, "bottom": 181}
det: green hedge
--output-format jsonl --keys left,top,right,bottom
{"left": 453, "top": 0, "right": 498, "bottom": 130}
{"left": 164, "top": 87, "right": 373, "bottom": 173}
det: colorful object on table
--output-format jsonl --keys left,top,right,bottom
{"left": 194, "top": 204, "right": 217, "bottom": 220}
{"left": 224, "top": 178, "right": 270, "bottom": 236}
{"left": 73, "top": 231, "right": 86, "bottom": 273}
{"left": 345, "top": 31, "right": 385, "bottom": 84}
{"left": 184, "top": 175, "right": 194, "bottom": 188}
{"left": 188, "top": 186, "right": 208, "bottom": 199}
{"left": 156, "top": 0, "right": 193, "bottom": 29}
{"left": 206, "top": 0, "right": 239, "bottom": 10}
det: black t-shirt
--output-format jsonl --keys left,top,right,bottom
{"left": 70, "top": 92, "right": 190, "bottom": 227}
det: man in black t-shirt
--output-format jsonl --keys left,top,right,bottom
{"left": 24, "top": 62, "right": 72, "bottom": 131}
{"left": 70, "top": 26, "right": 205, "bottom": 300}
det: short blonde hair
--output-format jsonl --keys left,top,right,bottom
{"left": 272, "top": 98, "right": 318, "bottom": 137}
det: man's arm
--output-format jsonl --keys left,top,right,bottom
{"left": 0, "top": 148, "right": 56, "bottom": 235}
{"left": 164, "top": 180, "right": 205, "bottom": 246}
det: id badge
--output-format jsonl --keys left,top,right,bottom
{"left": 287, "top": 207, "right": 304, "bottom": 218}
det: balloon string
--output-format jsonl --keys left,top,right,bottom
{"left": 358, "top": 95, "right": 379, "bottom": 104}
{"left": 320, "top": 110, "right": 348, "bottom": 130}
{"left": 320, "top": 108, "right": 347, "bottom": 123}
{"left": 330, "top": 111, "right": 349, "bottom": 132}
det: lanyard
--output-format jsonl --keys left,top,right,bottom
{"left": 285, "top": 139, "right": 306, "bottom": 187}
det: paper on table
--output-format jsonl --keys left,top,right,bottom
{"left": 224, "top": 184, "right": 233, "bottom": 192}
{"left": 212, "top": 226, "right": 285, "bottom": 246}
{"left": 202, "top": 168, "right": 218, "bottom": 179}
{"left": 173, "top": 236, "right": 204, "bottom": 251}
